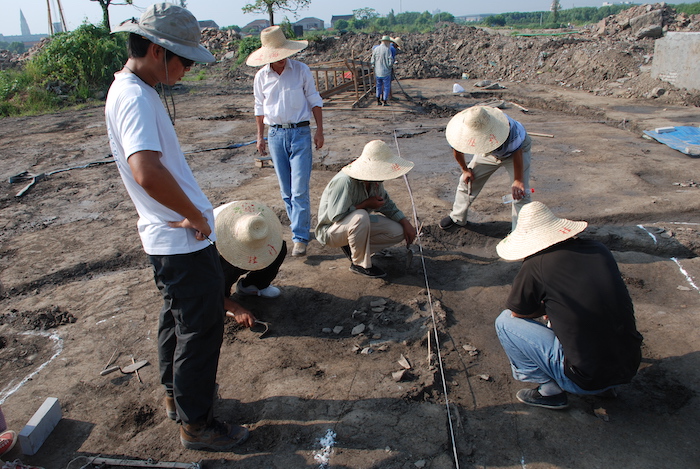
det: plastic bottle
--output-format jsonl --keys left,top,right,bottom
{"left": 502, "top": 188, "right": 535, "bottom": 204}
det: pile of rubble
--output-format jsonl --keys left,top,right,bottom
{"left": 299, "top": 3, "right": 699, "bottom": 105}
{"left": 594, "top": 2, "right": 700, "bottom": 39}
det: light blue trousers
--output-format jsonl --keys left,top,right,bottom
{"left": 494, "top": 310, "right": 613, "bottom": 395}
{"left": 267, "top": 125, "right": 312, "bottom": 244}
{"left": 376, "top": 75, "right": 391, "bottom": 101}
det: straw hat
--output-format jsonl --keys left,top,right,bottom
{"left": 390, "top": 37, "right": 403, "bottom": 49}
{"left": 214, "top": 201, "right": 283, "bottom": 270}
{"left": 113, "top": 3, "right": 215, "bottom": 63}
{"left": 496, "top": 202, "right": 588, "bottom": 261}
{"left": 341, "top": 140, "right": 414, "bottom": 181}
{"left": 445, "top": 106, "right": 511, "bottom": 154}
{"left": 245, "top": 25, "right": 308, "bottom": 66}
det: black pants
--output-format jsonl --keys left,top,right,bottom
{"left": 220, "top": 241, "right": 287, "bottom": 295}
{"left": 149, "top": 244, "right": 224, "bottom": 425}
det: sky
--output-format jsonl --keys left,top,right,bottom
{"left": 0, "top": 0, "right": 696, "bottom": 37}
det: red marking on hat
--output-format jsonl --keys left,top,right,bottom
{"left": 558, "top": 227, "right": 572, "bottom": 234}
{"left": 248, "top": 256, "right": 258, "bottom": 264}
{"left": 267, "top": 244, "right": 278, "bottom": 255}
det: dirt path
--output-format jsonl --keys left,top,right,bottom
{"left": 0, "top": 74, "right": 698, "bottom": 469}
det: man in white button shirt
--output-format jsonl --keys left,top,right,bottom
{"left": 247, "top": 26, "right": 324, "bottom": 258}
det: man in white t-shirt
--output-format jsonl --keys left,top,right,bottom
{"left": 105, "top": 3, "right": 248, "bottom": 452}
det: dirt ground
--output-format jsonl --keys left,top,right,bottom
{"left": 1, "top": 58, "right": 699, "bottom": 469}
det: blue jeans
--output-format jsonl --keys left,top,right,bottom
{"left": 268, "top": 125, "right": 312, "bottom": 244}
{"left": 376, "top": 75, "right": 391, "bottom": 101}
{"left": 494, "top": 310, "right": 612, "bottom": 395}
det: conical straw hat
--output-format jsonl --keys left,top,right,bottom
{"left": 496, "top": 202, "right": 588, "bottom": 260}
{"left": 246, "top": 25, "right": 308, "bottom": 66}
{"left": 341, "top": 140, "right": 414, "bottom": 181}
{"left": 214, "top": 201, "right": 283, "bottom": 270}
{"left": 445, "top": 106, "right": 511, "bottom": 154}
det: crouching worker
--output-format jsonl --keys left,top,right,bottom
{"left": 495, "top": 202, "right": 643, "bottom": 409}
{"left": 214, "top": 200, "right": 286, "bottom": 328}
{"left": 315, "top": 140, "right": 416, "bottom": 278}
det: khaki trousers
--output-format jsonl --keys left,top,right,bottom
{"left": 325, "top": 209, "right": 404, "bottom": 268}
{"left": 449, "top": 135, "right": 532, "bottom": 230}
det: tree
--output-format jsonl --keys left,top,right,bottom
{"left": 353, "top": 8, "right": 378, "bottom": 20}
{"left": 550, "top": 0, "right": 561, "bottom": 24}
{"left": 242, "top": 0, "right": 311, "bottom": 27}
{"left": 90, "top": 0, "right": 133, "bottom": 31}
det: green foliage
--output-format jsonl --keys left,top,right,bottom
{"left": 334, "top": 19, "right": 349, "bottom": 30}
{"left": 28, "top": 23, "right": 127, "bottom": 100}
{"left": 0, "top": 23, "right": 127, "bottom": 117}
{"left": 242, "top": 0, "right": 311, "bottom": 25}
{"left": 236, "top": 35, "right": 262, "bottom": 65}
{"left": 0, "top": 41, "right": 26, "bottom": 54}
{"left": 279, "top": 18, "right": 296, "bottom": 38}
{"left": 670, "top": 2, "right": 700, "bottom": 15}
{"left": 222, "top": 25, "right": 242, "bottom": 32}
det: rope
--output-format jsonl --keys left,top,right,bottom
{"left": 394, "top": 132, "right": 461, "bottom": 469}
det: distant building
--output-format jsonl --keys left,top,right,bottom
{"left": 294, "top": 17, "right": 324, "bottom": 31}
{"left": 242, "top": 19, "right": 270, "bottom": 33}
{"left": 457, "top": 14, "right": 489, "bottom": 23}
{"left": 20, "top": 10, "right": 31, "bottom": 36}
{"left": 330, "top": 15, "right": 353, "bottom": 28}
{"left": 198, "top": 20, "right": 219, "bottom": 29}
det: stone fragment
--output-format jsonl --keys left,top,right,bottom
{"left": 333, "top": 326, "right": 344, "bottom": 334}
{"left": 398, "top": 354, "right": 411, "bottom": 370}
{"left": 370, "top": 299, "right": 387, "bottom": 307}
{"left": 392, "top": 369, "right": 406, "bottom": 382}
{"left": 351, "top": 324, "right": 366, "bottom": 335}
{"left": 322, "top": 328, "right": 332, "bottom": 334}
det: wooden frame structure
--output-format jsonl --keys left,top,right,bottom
{"left": 309, "top": 58, "right": 375, "bottom": 107}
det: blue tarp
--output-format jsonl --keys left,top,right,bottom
{"left": 643, "top": 126, "right": 700, "bottom": 157}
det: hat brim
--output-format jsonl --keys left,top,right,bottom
{"left": 496, "top": 218, "right": 587, "bottom": 260}
{"left": 245, "top": 40, "right": 308, "bottom": 66}
{"left": 113, "top": 22, "right": 216, "bottom": 64}
{"left": 446, "top": 107, "right": 510, "bottom": 154}
{"left": 214, "top": 201, "right": 283, "bottom": 270}
{"left": 341, "top": 159, "right": 414, "bottom": 181}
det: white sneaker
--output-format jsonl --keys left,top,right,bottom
{"left": 236, "top": 283, "right": 281, "bottom": 298}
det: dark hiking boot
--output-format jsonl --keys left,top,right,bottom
{"left": 439, "top": 216, "right": 456, "bottom": 230}
{"left": 382, "top": 100, "right": 389, "bottom": 106}
{"left": 516, "top": 387, "right": 569, "bottom": 410}
{"left": 180, "top": 419, "right": 249, "bottom": 451}
{"left": 350, "top": 264, "right": 386, "bottom": 278}
{"left": 377, "top": 97, "right": 382, "bottom": 105}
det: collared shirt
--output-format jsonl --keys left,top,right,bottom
{"left": 489, "top": 115, "right": 527, "bottom": 159}
{"left": 315, "top": 172, "right": 406, "bottom": 245}
{"left": 371, "top": 43, "right": 394, "bottom": 78}
{"left": 253, "top": 58, "right": 323, "bottom": 125}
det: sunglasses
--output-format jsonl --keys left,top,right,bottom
{"left": 165, "top": 49, "right": 194, "bottom": 68}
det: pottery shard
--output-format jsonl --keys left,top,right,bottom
{"left": 392, "top": 369, "right": 406, "bottom": 382}
{"left": 462, "top": 344, "right": 479, "bottom": 356}
{"left": 398, "top": 354, "right": 412, "bottom": 370}
{"left": 351, "top": 324, "right": 366, "bottom": 335}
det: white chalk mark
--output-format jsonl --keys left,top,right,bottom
{"left": 637, "top": 225, "right": 657, "bottom": 244}
{"left": 521, "top": 455, "right": 528, "bottom": 468}
{"left": 313, "top": 428, "right": 336, "bottom": 468}
{"left": 671, "top": 257, "right": 700, "bottom": 294}
{"left": 0, "top": 331, "right": 63, "bottom": 405}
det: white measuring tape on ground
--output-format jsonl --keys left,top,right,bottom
{"left": 0, "top": 331, "right": 63, "bottom": 405}
{"left": 671, "top": 257, "right": 700, "bottom": 295}
{"left": 395, "top": 133, "right": 461, "bottom": 469}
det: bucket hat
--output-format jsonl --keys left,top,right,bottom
{"left": 214, "top": 201, "right": 283, "bottom": 271}
{"left": 445, "top": 106, "right": 511, "bottom": 154}
{"left": 496, "top": 202, "right": 588, "bottom": 260}
{"left": 246, "top": 26, "right": 308, "bottom": 66}
{"left": 381, "top": 35, "right": 392, "bottom": 41}
{"left": 113, "top": 2, "right": 215, "bottom": 63}
{"left": 341, "top": 140, "right": 414, "bottom": 181}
